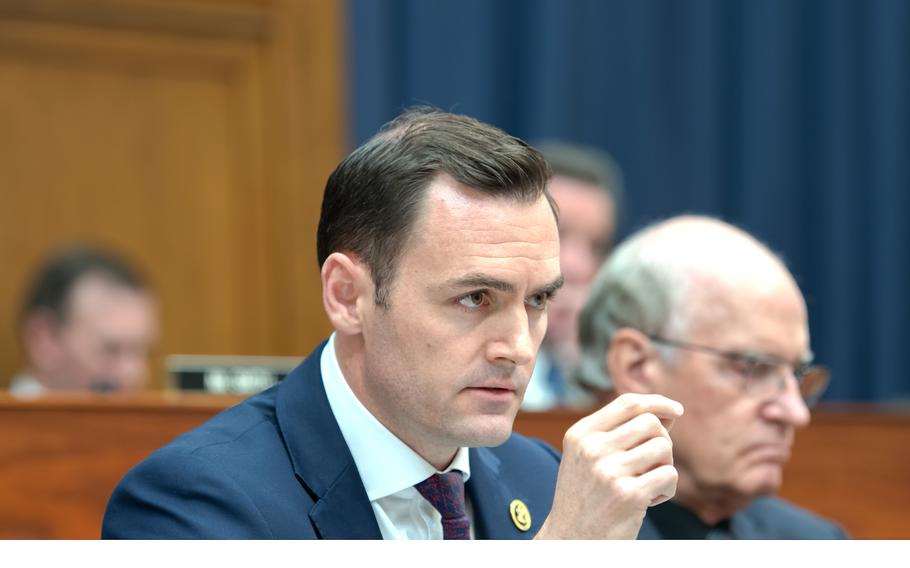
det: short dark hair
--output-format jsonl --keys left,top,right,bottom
{"left": 22, "top": 246, "right": 148, "bottom": 323}
{"left": 317, "top": 107, "right": 555, "bottom": 306}
{"left": 533, "top": 140, "right": 624, "bottom": 221}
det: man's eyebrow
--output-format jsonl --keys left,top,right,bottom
{"left": 534, "top": 275, "right": 565, "bottom": 296}
{"left": 743, "top": 348, "right": 814, "bottom": 368}
{"left": 441, "top": 273, "right": 564, "bottom": 296}
{"left": 444, "top": 273, "right": 515, "bottom": 293}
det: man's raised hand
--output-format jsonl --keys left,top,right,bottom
{"left": 536, "top": 393, "right": 684, "bottom": 539}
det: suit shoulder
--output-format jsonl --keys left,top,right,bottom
{"left": 103, "top": 387, "right": 292, "bottom": 538}
{"left": 492, "top": 431, "right": 561, "bottom": 464}
{"left": 741, "top": 497, "right": 849, "bottom": 539}
{"left": 163, "top": 386, "right": 279, "bottom": 455}
{"left": 103, "top": 440, "right": 274, "bottom": 538}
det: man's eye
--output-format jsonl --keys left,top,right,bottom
{"left": 749, "top": 362, "right": 779, "bottom": 381}
{"left": 457, "top": 292, "right": 488, "bottom": 309}
{"left": 729, "top": 358, "right": 755, "bottom": 376}
{"left": 526, "top": 293, "right": 550, "bottom": 311}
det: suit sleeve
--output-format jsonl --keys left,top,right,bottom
{"left": 102, "top": 449, "right": 274, "bottom": 539}
{"left": 827, "top": 521, "right": 851, "bottom": 539}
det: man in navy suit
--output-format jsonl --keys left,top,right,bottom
{"left": 576, "top": 216, "right": 847, "bottom": 539}
{"left": 102, "top": 108, "right": 683, "bottom": 539}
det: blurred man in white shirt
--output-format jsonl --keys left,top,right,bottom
{"left": 13, "top": 246, "right": 158, "bottom": 395}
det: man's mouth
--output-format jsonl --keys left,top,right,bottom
{"left": 463, "top": 383, "right": 518, "bottom": 401}
{"left": 745, "top": 442, "right": 792, "bottom": 463}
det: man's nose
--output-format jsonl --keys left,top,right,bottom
{"left": 764, "top": 372, "right": 811, "bottom": 428}
{"left": 110, "top": 350, "right": 148, "bottom": 390}
{"left": 487, "top": 307, "right": 535, "bottom": 367}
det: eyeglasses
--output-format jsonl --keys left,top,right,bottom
{"left": 645, "top": 334, "right": 830, "bottom": 407}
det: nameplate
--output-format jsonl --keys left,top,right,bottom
{"left": 166, "top": 354, "right": 301, "bottom": 395}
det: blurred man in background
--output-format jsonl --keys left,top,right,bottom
{"left": 12, "top": 246, "right": 158, "bottom": 395}
{"left": 522, "top": 141, "right": 623, "bottom": 410}
{"left": 576, "top": 215, "right": 845, "bottom": 538}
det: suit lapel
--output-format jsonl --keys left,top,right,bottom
{"left": 308, "top": 463, "right": 382, "bottom": 539}
{"left": 468, "top": 447, "right": 536, "bottom": 540}
{"left": 276, "top": 341, "right": 381, "bottom": 539}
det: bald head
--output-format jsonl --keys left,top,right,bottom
{"left": 632, "top": 216, "right": 803, "bottom": 333}
{"left": 639, "top": 216, "right": 794, "bottom": 284}
{"left": 576, "top": 215, "right": 807, "bottom": 390}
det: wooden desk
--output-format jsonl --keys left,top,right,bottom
{"left": 515, "top": 404, "right": 910, "bottom": 539}
{"left": 1, "top": 394, "right": 907, "bottom": 538}
{"left": 0, "top": 393, "right": 242, "bottom": 539}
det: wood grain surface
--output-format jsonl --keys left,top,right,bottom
{"left": 0, "top": 0, "right": 341, "bottom": 389}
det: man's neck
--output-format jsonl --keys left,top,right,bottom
{"left": 673, "top": 470, "right": 752, "bottom": 526}
{"left": 333, "top": 333, "right": 459, "bottom": 471}
{"left": 408, "top": 439, "right": 459, "bottom": 472}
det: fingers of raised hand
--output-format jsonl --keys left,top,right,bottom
{"left": 638, "top": 464, "right": 679, "bottom": 506}
{"left": 608, "top": 412, "right": 670, "bottom": 451}
{"left": 575, "top": 393, "right": 684, "bottom": 434}
{"left": 609, "top": 463, "right": 678, "bottom": 510}
{"left": 564, "top": 410, "right": 669, "bottom": 459}
{"left": 562, "top": 410, "right": 677, "bottom": 511}
{"left": 592, "top": 435, "right": 673, "bottom": 482}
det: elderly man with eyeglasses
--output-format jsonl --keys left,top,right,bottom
{"left": 575, "top": 215, "right": 847, "bottom": 539}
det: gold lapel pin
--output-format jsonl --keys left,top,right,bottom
{"left": 509, "top": 499, "right": 531, "bottom": 532}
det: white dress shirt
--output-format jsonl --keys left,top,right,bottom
{"left": 320, "top": 333, "right": 473, "bottom": 539}
{"left": 9, "top": 373, "right": 45, "bottom": 398}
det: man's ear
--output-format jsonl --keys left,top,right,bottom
{"left": 321, "top": 252, "right": 373, "bottom": 335}
{"left": 22, "top": 309, "right": 61, "bottom": 370}
{"left": 606, "top": 327, "right": 662, "bottom": 395}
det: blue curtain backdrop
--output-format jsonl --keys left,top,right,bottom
{"left": 348, "top": 0, "right": 910, "bottom": 403}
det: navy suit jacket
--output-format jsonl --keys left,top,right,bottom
{"left": 638, "top": 497, "right": 848, "bottom": 539}
{"left": 102, "top": 342, "right": 560, "bottom": 539}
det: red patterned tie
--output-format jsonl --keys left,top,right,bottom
{"left": 414, "top": 471, "right": 470, "bottom": 540}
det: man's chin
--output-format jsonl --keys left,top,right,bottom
{"left": 738, "top": 464, "right": 785, "bottom": 498}
{"left": 451, "top": 417, "right": 515, "bottom": 448}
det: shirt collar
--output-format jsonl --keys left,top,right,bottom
{"left": 646, "top": 500, "right": 733, "bottom": 539}
{"left": 320, "top": 333, "right": 471, "bottom": 502}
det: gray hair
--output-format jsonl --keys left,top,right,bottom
{"left": 573, "top": 223, "right": 692, "bottom": 391}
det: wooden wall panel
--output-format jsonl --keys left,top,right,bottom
{"left": 0, "top": 0, "right": 340, "bottom": 389}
